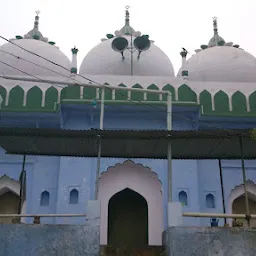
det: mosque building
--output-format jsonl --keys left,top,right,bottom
{"left": 0, "top": 8, "right": 256, "bottom": 247}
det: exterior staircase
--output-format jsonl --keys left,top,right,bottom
{"left": 100, "top": 245, "right": 165, "bottom": 256}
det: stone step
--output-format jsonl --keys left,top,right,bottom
{"left": 100, "top": 245, "right": 165, "bottom": 256}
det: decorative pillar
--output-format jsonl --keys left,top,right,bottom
{"left": 71, "top": 46, "right": 79, "bottom": 74}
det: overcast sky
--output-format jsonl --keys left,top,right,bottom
{"left": 0, "top": 0, "right": 255, "bottom": 74}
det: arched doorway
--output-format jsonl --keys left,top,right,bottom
{"left": 228, "top": 180, "right": 256, "bottom": 227}
{"left": 108, "top": 188, "right": 148, "bottom": 247}
{"left": 232, "top": 195, "right": 256, "bottom": 228}
{"left": 98, "top": 160, "right": 163, "bottom": 245}
{"left": 0, "top": 191, "right": 19, "bottom": 224}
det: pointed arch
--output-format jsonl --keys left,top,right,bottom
{"left": 8, "top": 86, "right": 24, "bottom": 109}
{"left": 45, "top": 87, "right": 58, "bottom": 110}
{"left": 108, "top": 188, "right": 148, "bottom": 246}
{"left": 206, "top": 193, "right": 215, "bottom": 208}
{"left": 162, "top": 84, "right": 175, "bottom": 102}
{"left": 115, "top": 83, "right": 128, "bottom": 101}
{"left": 199, "top": 90, "right": 212, "bottom": 114}
{"left": 0, "top": 174, "right": 26, "bottom": 223}
{"left": 0, "top": 86, "right": 7, "bottom": 107}
{"left": 26, "top": 86, "right": 43, "bottom": 109}
{"left": 98, "top": 160, "right": 163, "bottom": 246}
{"left": 178, "top": 191, "right": 188, "bottom": 206}
{"left": 178, "top": 84, "right": 197, "bottom": 102}
{"left": 228, "top": 180, "right": 256, "bottom": 226}
{"left": 147, "top": 84, "right": 159, "bottom": 101}
{"left": 0, "top": 174, "right": 20, "bottom": 196}
{"left": 83, "top": 86, "right": 97, "bottom": 100}
{"left": 103, "top": 83, "right": 113, "bottom": 101}
{"left": 232, "top": 91, "right": 247, "bottom": 114}
{"left": 40, "top": 191, "right": 50, "bottom": 206}
{"left": 131, "top": 84, "right": 143, "bottom": 101}
{"left": 69, "top": 189, "right": 79, "bottom": 204}
{"left": 61, "top": 85, "right": 80, "bottom": 100}
{"left": 249, "top": 91, "right": 256, "bottom": 114}
{"left": 214, "top": 90, "right": 230, "bottom": 115}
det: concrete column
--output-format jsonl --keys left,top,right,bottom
{"left": 168, "top": 202, "right": 183, "bottom": 226}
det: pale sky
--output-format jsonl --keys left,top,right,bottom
{"left": 0, "top": 0, "right": 255, "bottom": 74}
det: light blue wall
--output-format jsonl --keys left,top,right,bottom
{"left": 0, "top": 104, "right": 256, "bottom": 228}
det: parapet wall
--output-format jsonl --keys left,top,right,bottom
{"left": 163, "top": 227, "right": 256, "bottom": 256}
{"left": 0, "top": 200, "right": 100, "bottom": 256}
{"left": 0, "top": 224, "right": 99, "bottom": 256}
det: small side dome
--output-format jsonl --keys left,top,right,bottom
{"left": 177, "top": 17, "right": 256, "bottom": 83}
{"left": 79, "top": 7, "right": 174, "bottom": 77}
{"left": 0, "top": 39, "right": 71, "bottom": 77}
{"left": 0, "top": 12, "right": 71, "bottom": 77}
{"left": 178, "top": 46, "right": 256, "bottom": 83}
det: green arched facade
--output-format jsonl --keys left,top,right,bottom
{"left": 178, "top": 84, "right": 197, "bottom": 102}
{"left": 26, "top": 86, "right": 43, "bottom": 110}
{"left": 0, "top": 86, "right": 6, "bottom": 107}
{"left": 45, "top": 87, "right": 59, "bottom": 110}
{"left": 199, "top": 90, "right": 212, "bottom": 114}
{"left": 131, "top": 84, "right": 143, "bottom": 101}
{"left": 162, "top": 84, "right": 175, "bottom": 102}
{"left": 232, "top": 91, "right": 247, "bottom": 115}
{"left": 61, "top": 85, "right": 81, "bottom": 100}
{"left": 0, "top": 83, "right": 255, "bottom": 117}
{"left": 214, "top": 91, "right": 230, "bottom": 115}
{"left": 9, "top": 86, "right": 24, "bottom": 110}
{"left": 115, "top": 84, "right": 128, "bottom": 101}
{"left": 249, "top": 92, "right": 256, "bottom": 114}
{"left": 147, "top": 84, "right": 159, "bottom": 101}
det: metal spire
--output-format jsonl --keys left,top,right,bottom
{"left": 125, "top": 5, "right": 130, "bottom": 25}
{"left": 23, "top": 11, "right": 48, "bottom": 42}
{"left": 213, "top": 16, "right": 218, "bottom": 35}
{"left": 34, "top": 10, "right": 40, "bottom": 31}
{"left": 120, "top": 6, "right": 135, "bottom": 35}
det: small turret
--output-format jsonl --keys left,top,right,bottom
{"left": 180, "top": 48, "right": 188, "bottom": 79}
{"left": 71, "top": 46, "right": 79, "bottom": 74}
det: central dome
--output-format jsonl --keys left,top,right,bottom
{"left": 79, "top": 8, "right": 174, "bottom": 77}
{"left": 79, "top": 35, "right": 174, "bottom": 77}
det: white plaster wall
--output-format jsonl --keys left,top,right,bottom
{"left": 98, "top": 160, "right": 163, "bottom": 246}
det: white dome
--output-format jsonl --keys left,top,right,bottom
{"left": 0, "top": 39, "right": 72, "bottom": 77}
{"left": 178, "top": 46, "right": 256, "bottom": 83}
{"left": 79, "top": 36, "right": 175, "bottom": 77}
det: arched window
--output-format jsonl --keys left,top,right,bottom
{"left": 69, "top": 189, "right": 79, "bottom": 204}
{"left": 40, "top": 191, "right": 50, "bottom": 206}
{"left": 206, "top": 193, "right": 215, "bottom": 208}
{"left": 178, "top": 191, "right": 188, "bottom": 206}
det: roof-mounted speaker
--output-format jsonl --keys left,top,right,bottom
{"left": 111, "top": 37, "right": 129, "bottom": 59}
{"left": 134, "top": 35, "right": 151, "bottom": 59}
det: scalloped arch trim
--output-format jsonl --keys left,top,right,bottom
{"left": 227, "top": 180, "right": 256, "bottom": 225}
{"left": 0, "top": 174, "right": 20, "bottom": 196}
{"left": 98, "top": 159, "right": 163, "bottom": 246}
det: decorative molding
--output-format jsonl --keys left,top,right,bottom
{"left": 227, "top": 180, "right": 256, "bottom": 225}
{"left": 0, "top": 174, "right": 20, "bottom": 196}
{"left": 98, "top": 159, "right": 163, "bottom": 245}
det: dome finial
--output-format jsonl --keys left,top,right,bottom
{"left": 119, "top": 6, "right": 135, "bottom": 35}
{"left": 213, "top": 16, "right": 218, "bottom": 35}
{"left": 34, "top": 10, "right": 40, "bottom": 31}
{"left": 125, "top": 6, "right": 130, "bottom": 25}
{"left": 23, "top": 11, "right": 48, "bottom": 42}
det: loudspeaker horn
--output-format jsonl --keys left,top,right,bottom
{"left": 134, "top": 35, "right": 151, "bottom": 59}
{"left": 111, "top": 37, "right": 129, "bottom": 59}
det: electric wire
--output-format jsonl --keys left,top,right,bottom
{"left": 0, "top": 35, "right": 246, "bottom": 133}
